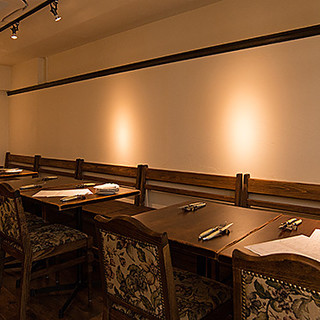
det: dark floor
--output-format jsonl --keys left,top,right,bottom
{"left": 0, "top": 262, "right": 103, "bottom": 320}
{"left": 1, "top": 258, "right": 233, "bottom": 320}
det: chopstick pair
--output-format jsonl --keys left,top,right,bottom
{"left": 180, "top": 202, "right": 206, "bottom": 212}
{"left": 60, "top": 195, "right": 86, "bottom": 202}
{"left": 279, "top": 218, "right": 302, "bottom": 231}
{"left": 198, "top": 223, "right": 233, "bottom": 241}
{"left": 19, "top": 176, "right": 58, "bottom": 190}
{"left": 76, "top": 182, "right": 96, "bottom": 188}
{"left": 20, "top": 183, "right": 43, "bottom": 190}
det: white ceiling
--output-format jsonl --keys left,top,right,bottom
{"left": 0, "top": 0, "right": 219, "bottom": 66}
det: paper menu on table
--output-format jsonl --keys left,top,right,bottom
{"left": 245, "top": 230, "right": 320, "bottom": 262}
{"left": 32, "top": 189, "right": 93, "bottom": 198}
{"left": 310, "top": 229, "right": 320, "bottom": 241}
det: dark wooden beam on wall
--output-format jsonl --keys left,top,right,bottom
{"left": 7, "top": 23, "right": 320, "bottom": 96}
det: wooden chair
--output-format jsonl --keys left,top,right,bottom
{"left": 94, "top": 215, "right": 232, "bottom": 320}
{"left": 4, "top": 152, "right": 39, "bottom": 172}
{"left": 243, "top": 174, "right": 320, "bottom": 219}
{"left": 232, "top": 249, "right": 320, "bottom": 320}
{"left": 144, "top": 168, "right": 242, "bottom": 206}
{"left": 0, "top": 182, "right": 93, "bottom": 319}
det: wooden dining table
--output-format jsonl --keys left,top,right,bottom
{"left": 0, "top": 168, "right": 38, "bottom": 179}
{"left": 134, "top": 200, "right": 320, "bottom": 265}
{"left": 5, "top": 175, "right": 140, "bottom": 229}
{"left": 219, "top": 213, "right": 320, "bottom": 262}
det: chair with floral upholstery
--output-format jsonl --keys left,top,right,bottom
{"left": 3, "top": 210, "right": 47, "bottom": 273}
{"left": 0, "top": 182, "right": 93, "bottom": 320}
{"left": 232, "top": 249, "right": 320, "bottom": 320}
{"left": 94, "top": 214, "right": 232, "bottom": 320}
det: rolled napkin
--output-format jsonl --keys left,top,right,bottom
{"left": 0, "top": 168, "right": 23, "bottom": 174}
{"left": 94, "top": 183, "right": 119, "bottom": 195}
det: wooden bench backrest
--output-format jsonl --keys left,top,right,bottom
{"left": 79, "top": 161, "right": 139, "bottom": 186}
{"left": 4, "top": 152, "right": 39, "bottom": 171}
{"left": 37, "top": 156, "right": 79, "bottom": 178}
{"left": 243, "top": 174, "right": 320, "bottom": 217}
{"left": 143, "top": 168, "right": 242, "bottom": 206}
{"left": 78, "top": 161, "right": 147, "bottom": 205}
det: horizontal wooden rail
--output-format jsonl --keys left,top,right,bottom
{"left": 81, "top": 162, "right": 137, "bottom": 178}
{"left": 146, "top": 168, "right": 238, "bottom": 189}
{"left": 247, "top": 178, "right": 320, "bottom": 201}
{"left": 146, "top": 184, "right": 235, "bottom": 203}
{"left": 247, "top": 199, "right": 320, "bottom": 216}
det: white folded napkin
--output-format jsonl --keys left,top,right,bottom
{"left": 3, "top": 168, "right": 23, "bottom": 173}
{"left": 94, "top": 183, "right": 119, "bottom": 195}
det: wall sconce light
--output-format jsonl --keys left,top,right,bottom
{"left": 50, "top": 0, "right": 61, "bottom": 22}
{"left": 10, "top": 22, "right": 19, "bottom": 39}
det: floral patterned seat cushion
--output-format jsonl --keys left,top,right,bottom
{"left": 174, "top": 268, "right": 232, "bottom": 320}
{"left": 112, "top": 269, "right": 232, "bottom": 320}
{"left": 111, "top": 268, "right": 232, "bottom": 320}
{"left": 29, "top": 224, "right": 88, "bottom": 253}
{"left": 241, "top": 270, "right": 320, "bottom": 320}
{"left": 1, "top": 196, "right": 86, "bottom": 254}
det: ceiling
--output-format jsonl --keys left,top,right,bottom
{"left": 0, "top": 0, "right": 219, "bottom": 66}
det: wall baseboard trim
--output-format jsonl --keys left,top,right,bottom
{"left": 7, "top": 23, "right": 320, "bottom": 97}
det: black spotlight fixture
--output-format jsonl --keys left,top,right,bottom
{"left": 10, "top": 22, "right": 19, "bottom": 39}
{"left": 50, "top": 0, "right": 61, "bottom": 22}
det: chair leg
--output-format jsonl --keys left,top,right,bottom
{"left": 104, "top": 304, "right": 110, "bottom": 320}
{"left": 58, "top": 285, "right": 81, "bottom": 318}
{"left": 58, "top": 247, "right": 94, "bottom": 318}
{"left": 0, "top": 241, "right": 5, "bottom": 291}
{"left": 19, "top": 254, "right": 32, "bottom": 320}
{"left": 87, "top": 248, "right": 94, "bottom": 305}
{"left": 54, "top": 256, "right": 60, "bottom": 285}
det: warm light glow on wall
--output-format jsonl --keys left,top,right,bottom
{"left": 104, "top": 77, "right": 143, "bottom": 163}
{"left": 112, "top": 107, "right": 132, "bottom": 157}
{"left": 225, "top": 91, "right": 262, "bottom": 164}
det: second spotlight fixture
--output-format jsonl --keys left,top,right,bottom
{"left": 10, "top": 22, "right": 19, "bottom": 39}
{"left": 50, "top": 0, "right": 61, "bottom": 22}
{"left": 9, "top": 0, "right": 62, "bottom": 40}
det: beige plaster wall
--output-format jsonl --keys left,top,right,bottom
{"left": 0, "top": 65, "right": 11, "bottom": 165}
{"left": 11, "top": 58, "right": 47, "bottom": 89}
{"left": 7, "top": 0, "right": 320, "bottom": 191}
{"left": 46, "top": 0, "right": 320, "bottom": 81}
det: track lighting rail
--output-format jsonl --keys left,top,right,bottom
{"left": 0, "top": 0, "right": 60, "bottom": 34}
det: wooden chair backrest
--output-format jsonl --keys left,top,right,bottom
{"left": 94, "top": 215, "right": 178, "bottom": 320}
{"left": 232, "top": 249, "right": 320, "bottom": 320}
{"left": 37, "top": 156, "right": 79, "bottom": 178}
{"left": 0, "top": 182, "right": 29, "bottom": 252}
{"left": 243, "top": 174, "right": 320, "bottom": 217}
{"left": 143, "top": 168, "right": 242, "bottom": 206}
{"left": 4, "top": 152, "right": 39, "bottom": 171}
